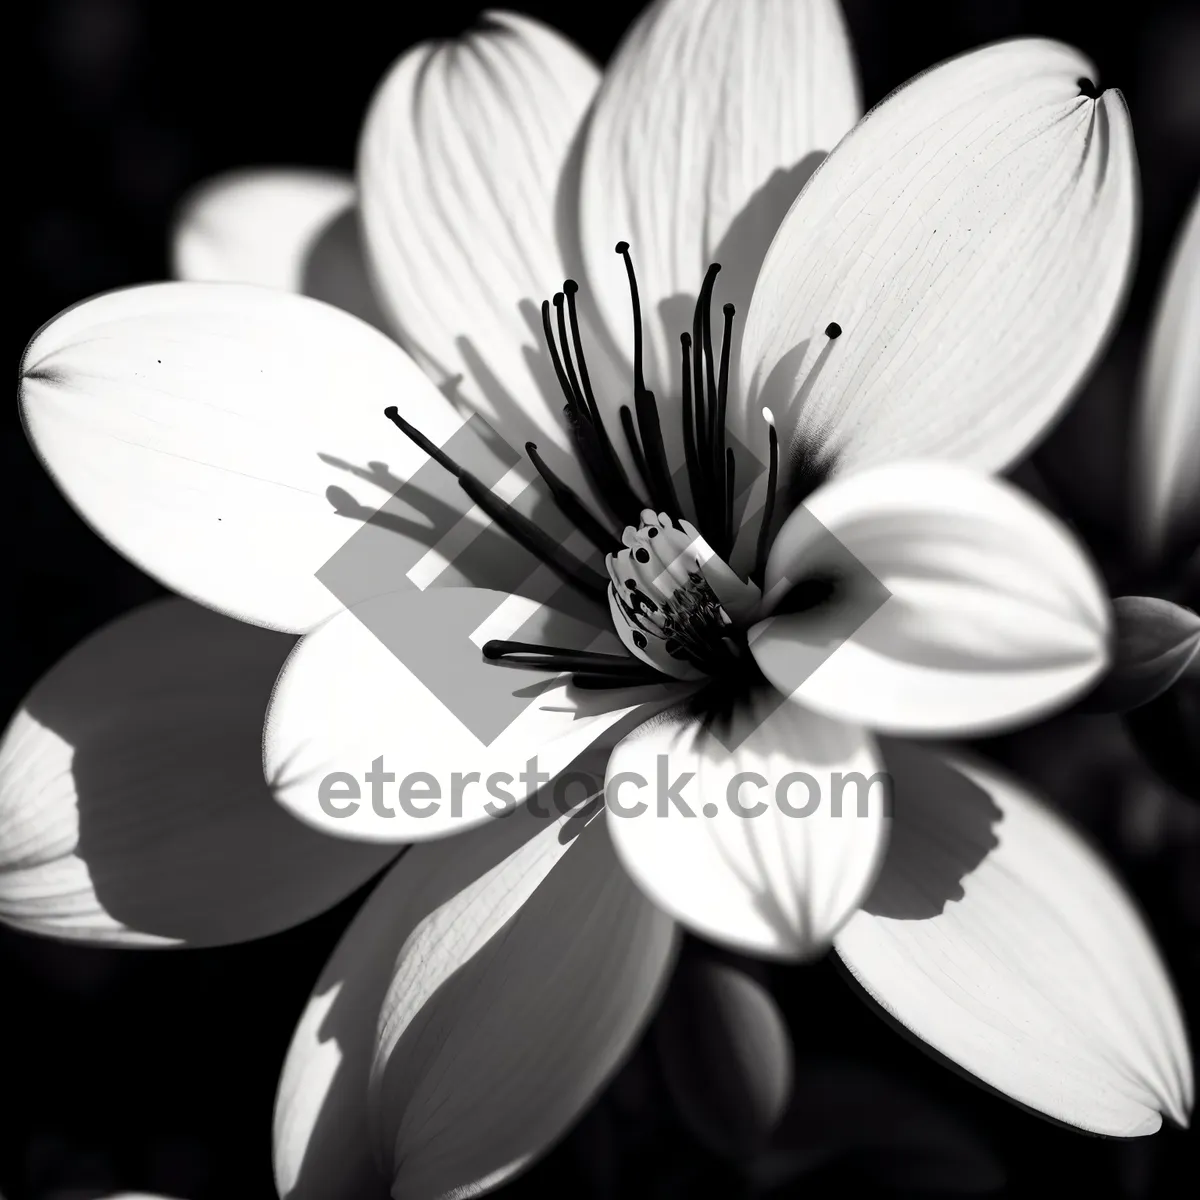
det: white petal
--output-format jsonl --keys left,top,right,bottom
{"left": 361, "top": 803, "right": 676, "bottom": 1200}
{"left": 604, "top": 695, "right": 887, "bottom": 959}
{"left": 1134, "top": 188, "right": 1200, "bottom": 564}
{"left": 580, "top": 0, "right": 860, "bottom": 411}
{"left": 736, "top": 39, "right": 1138, "bottom": 479}
{"left": 0, "top": 599, "right": 395, "bottom": 946}
{"left": 172, "top": 168, "right": 349, "bottom": 290}
{"left": 752, "top": 462, "right": 1110, "bottom": 734}
{"left": 359, "top": 11, "right": 606, "bottom": 495}
{"left": 264, "top": 586, "right": 684, "bottom": 843}
{"left": 20, "top": 282, "right": 472, "bottom": 632}
{"left": 836, "top": 743, "right": 1193, "bottom": 1136}
{"left": 172, "top": 169, "right": 387, "bottom": 330}
{"left": 275, "top": 800, "right": 569, "bottom": 1200}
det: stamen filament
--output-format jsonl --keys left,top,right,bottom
{"left": 483, "top": 640, "right": 651, "bottom": 675}
{"left": 385, "top": 406, "right": 609, "bottom": 604}
{"left": 634, "top": 389, "right": 682, "bottom": 516}
{"left": 680, "top": 333, "right": 704, "bottom": 524}
{"left": 615, "top": 242, "right": 647, "bottom": 399}
{"left": 619, "top": 405, "right": 654, "bottom": 499}
{"left": 525, "top": 441, "right": 617, "bottom": 553}
{"left": 753, "top": 408, "right": 780, "bottom": 586}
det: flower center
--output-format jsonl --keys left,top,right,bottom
{"left": 383, "top": 242, "right": 840, "bottom": 690}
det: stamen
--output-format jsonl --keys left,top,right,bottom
{"left": 700, "top": 265, "right": 721, "bottom": 464}
{"left": 1076, "top": 77, "right": 1099, "bottom": 99}
{"left": 615, "top": 242, "right": 647, "bottom": 399}
{"left": 713, "top": 301, "right": 736, "bottom": 550}
{"left": 525, "top": 441, "right": 617, "bottom": 553}
{"left": 554, "top": 293, "right": 587, "bottom": 417}
{"left": 543, "top": 298, "right": 645, "bottom": 525}
{"left": 753, "top": 407, "right": 780, "bottom": 586}
{"left": 384, "top": 407, "right": 462, "bottom": 478}
{"left": 483, "top": 640, "right": 653, "bottom": 675}
{"left": 692, "top": 263, "right": 722, "bottom": 535}
{"left": 541, "top": 300, "right": 586, "bottom": 424}
{"left": 562, "top": 280, "right": 602, "bottom": 428}
{"left": 825, "top": 321, "right": 842, "bottom": 339}
{"left": 634, "top": 389, "right": 682, "bottom": 516}
{"left": 680, "top": 333, "right": 704, "bottom": 523}
{"left": 619, "top": 405, "right": 653, "bottom": 497}
{"left": 385, "top": 406, "right": 609, "bottom": 603}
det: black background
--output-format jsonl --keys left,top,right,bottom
{"left": 6, "top": 2, "right": 1199, "bottom": 1198}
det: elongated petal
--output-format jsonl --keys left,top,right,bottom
{"left": 20, "top": 282, "right": 469, "bottom": 632}
{"left": 604, "top": 695, "right": 887, "bottom": 959}
{"left": 836, "top": 743, "right": 1193, "bottom": 1136}
{"left": 359, "top": 11, "right": 606, "bottom": 495}
{"left": 265, "top": 586, "right": 682, "bottom": 843}
{"left": 655, "top": 945, "right": 793, "bottom": 1158}
{"left": 368, "top": 803, "right": 677, "bottom": 1200}
{"left": 1134, "top": 188, "right": 1200, "bottom": 565}
{"left": 580, "top": 0, "right": 859, "bottom": 417}
{"left": 737, "top": 39, "right": 1137, "bottom": 481}
{"left": 276, "top": 799, "right": 564, "bottom": 1200}
{"left": 0, "top": 599, "right": 395, "bottom": 946}
{"left": 752, "top": 462, "right": 1110, "bottom": 734}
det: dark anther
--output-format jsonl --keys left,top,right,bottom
{"left": 384, "top": 407, "right": 461, "bottom": 478}
{"left": 825, "top": 322, "right": 842, "bottom": 339}
{"left": 543, "top": 295, "right": 645, "bottom": 526}
{"left": 634, "top": 547, "right": 651, "bottom": 564}
{"left": 1076, "top": 77, "right": 1099, "bottom": 99}
{"left": 633, "top": 631, "right": 648, "bottom": 649}
{"left": 647, "top": 526, "right": 658, "bottom": 538}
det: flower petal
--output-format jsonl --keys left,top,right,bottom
{"left": 752, "top": 462, "right": 1110, "bottom": 734}
{"left": 275, "top": 798, "right": 568, "bottom": 1200}
{"left": 172, "top": 167, "right": 342, "bottom": 287}
{"left": 359, "top": 11, "right": 605, "bottom": 494}
{"left": 1083, "top": 595, "right": 1200, "bottom": 712}
{"left": 365, "top": 802, "right": 677, "bottom": 1200}
{"left": 1134, "top": 188, "right": 1200, "bottom": 566}
{"left": 172, "top": 168, "right": 387, "bottom": 330}
{"left": 603, "top": 694, "right": 887, "bottom": 959}
{"left": 580, "top": 0, "right": 860, "bottom": 404}
{"left": 0, "top": 599, "right": 395, "bottom": 946}
{"left": 736, "top": 39, "right": 1137, "bottom": 479}
{"left": 20, "top": 281, "right": 470, "bottom": 632}
{"left": 264, "top": 585, "right": 682, "bottom": 843}
{"left": 654, "top": 944, "right": 793, "bottom": 1158}
{"left": 836, "top": 742, "right": 1193, "bottom": 1136}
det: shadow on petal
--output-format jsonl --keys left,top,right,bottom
{"left": 301, "top": 206, "right": 390, "bottom": 333}
{"left": 861, "top": 740, "right": 1001, "bottom": 921}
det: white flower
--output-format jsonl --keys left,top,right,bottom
{"left": 7, "top": 4, "right": 1191, "bottom": 1198}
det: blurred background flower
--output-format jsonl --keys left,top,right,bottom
{"left": 6, "top": 2, "right": 1198, "bottom": 1199}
